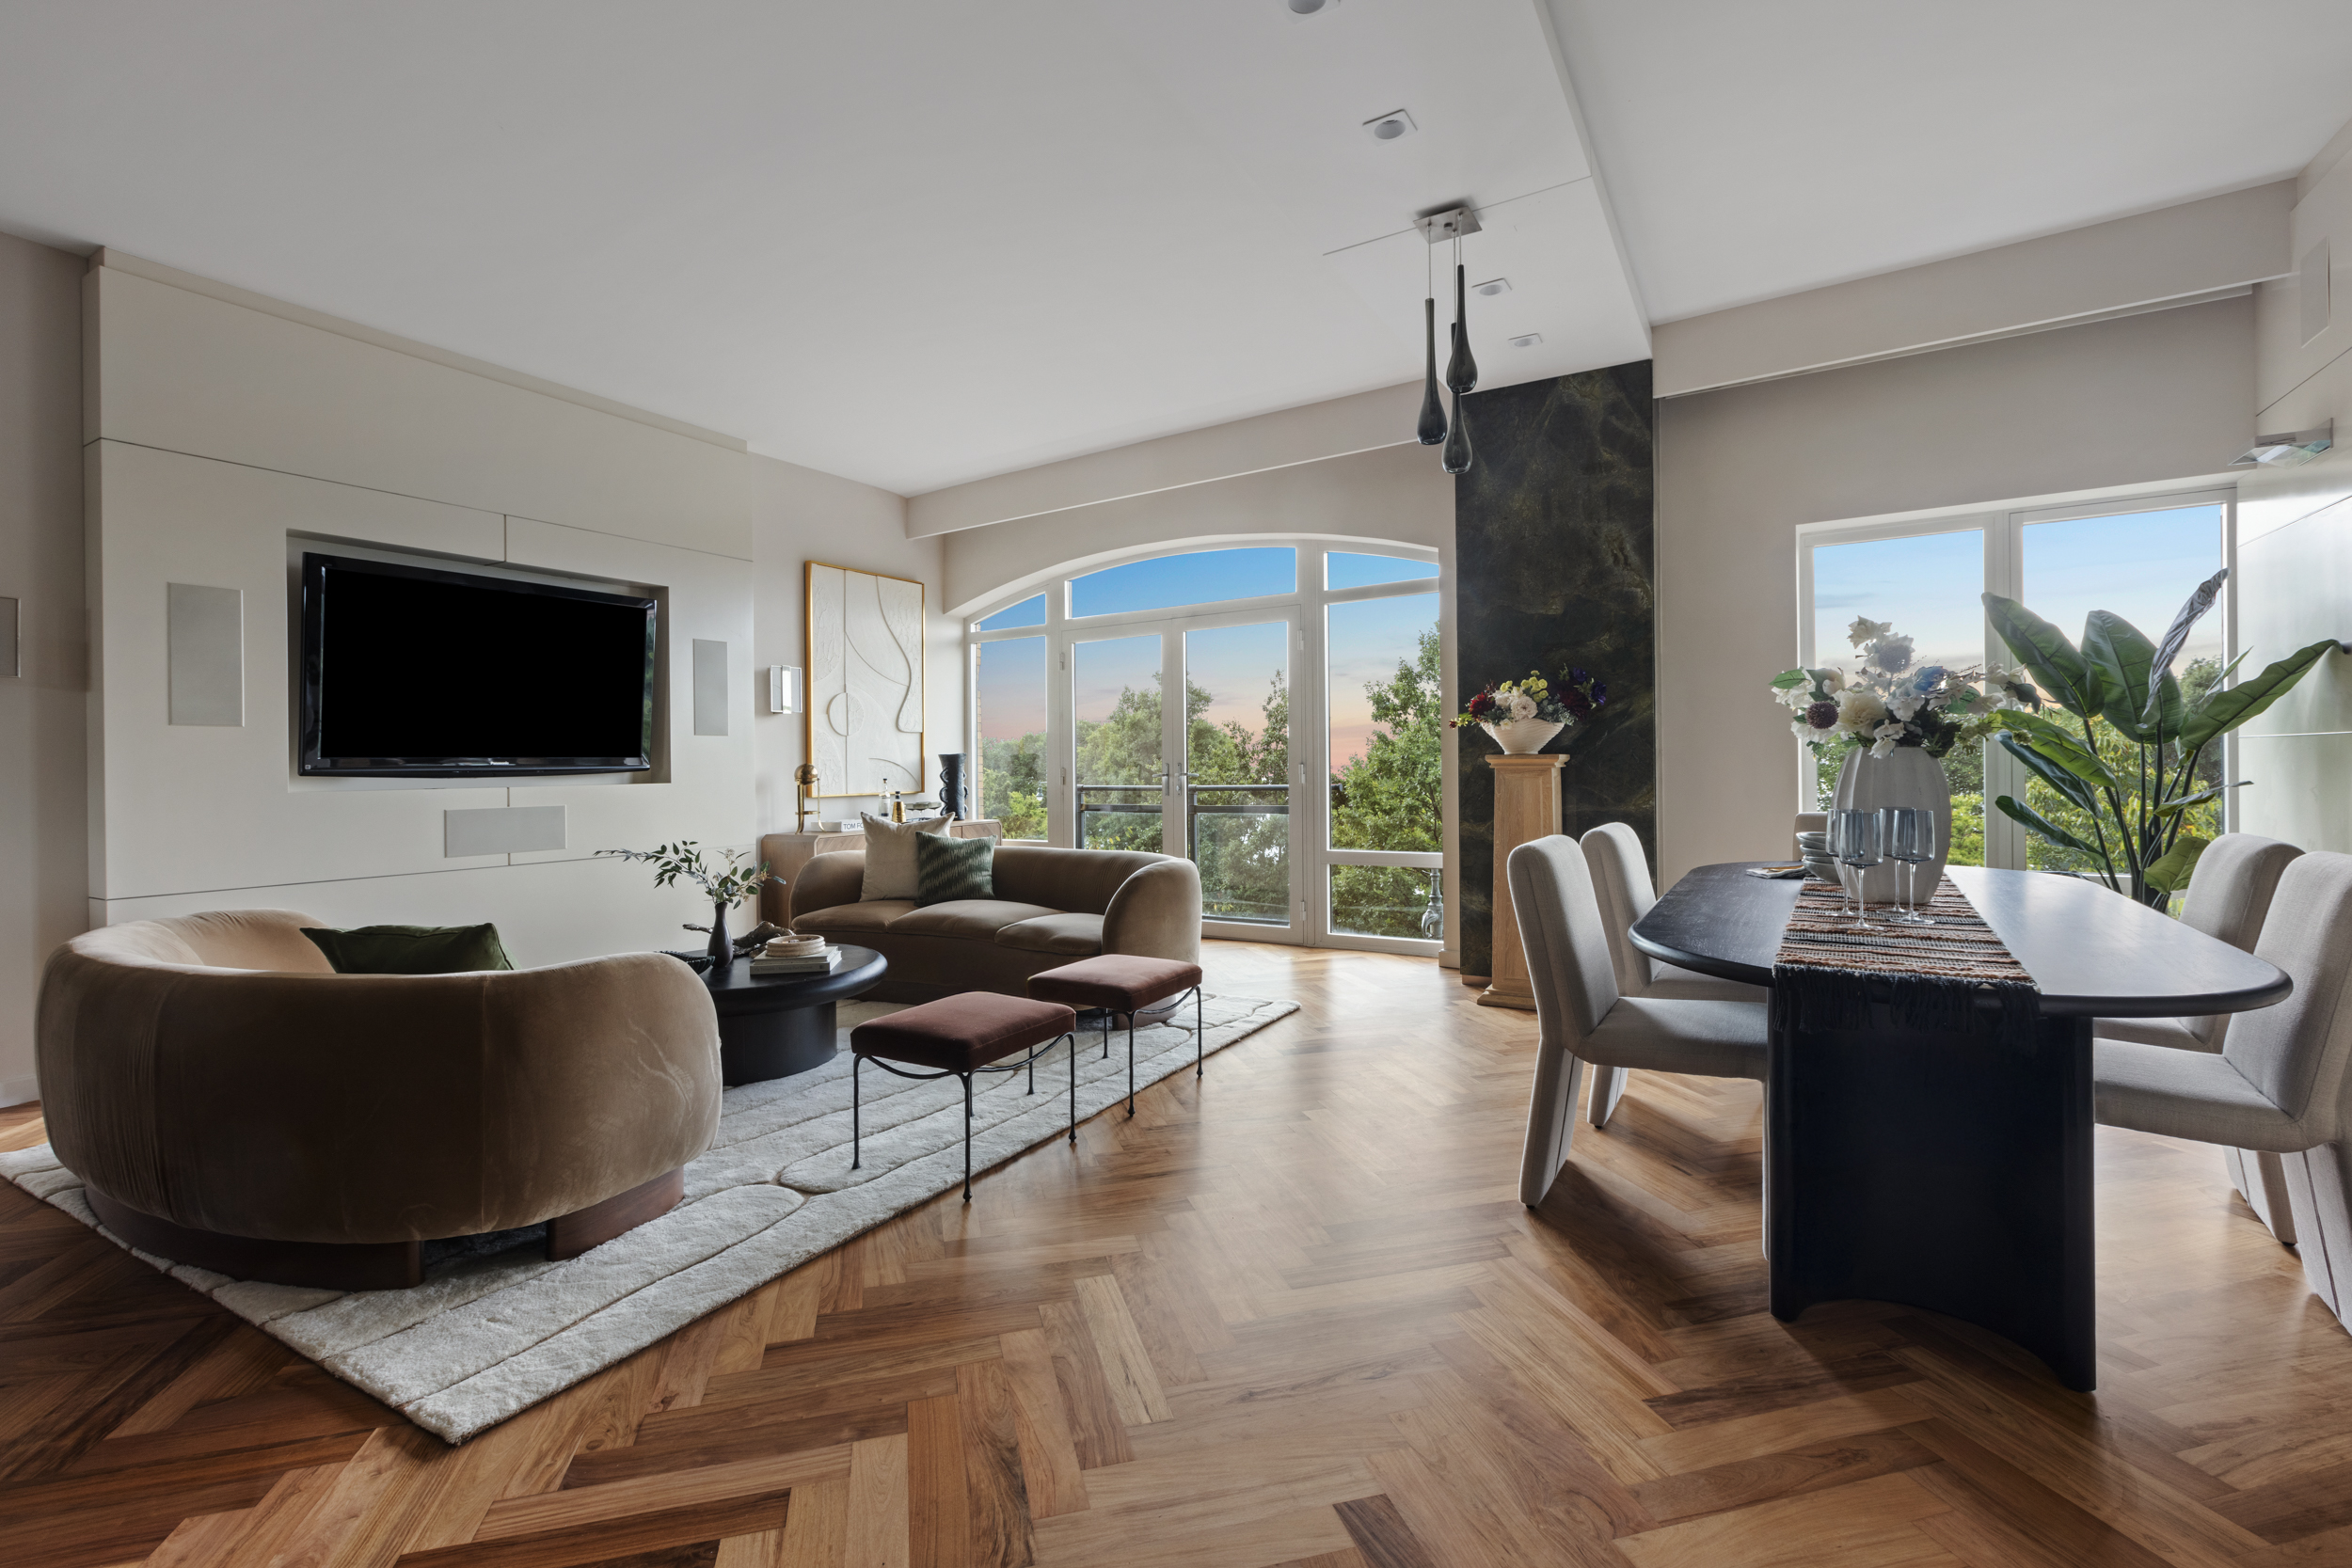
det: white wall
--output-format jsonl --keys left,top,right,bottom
{"left": 0, "top": 232, "right": 85, "bottom": 1103}
{"left": 74, "top": 258, "right": 946, "bottom": 1049}
{"left": 2238, "top": 124, "right": 2352, "bottom": 852}
{"left": 1655, "top": 295, "right": 2255, "bottom": 884}
{"left": 751, "top": 455, "right": 955, "bottom": 824}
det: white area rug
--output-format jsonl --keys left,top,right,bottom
{"left": 0, "top": 992, "right": 1295, "bottom": 1444}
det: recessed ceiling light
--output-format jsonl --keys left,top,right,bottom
{"left": 1288, "top": 0, "right": 1333, "bottom": 11}
{"left": 1508, "top": 333, "right": 1543, "bottom": 349}
{"left": 1474, "top": 277, "right": 1511, "bottom": 297}
{"left": 1363, "top": 109, "right": 1417, "bottom": 142}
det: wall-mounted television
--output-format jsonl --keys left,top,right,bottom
{"left": 298, "top": 552, "right": 657, "bottom": 778}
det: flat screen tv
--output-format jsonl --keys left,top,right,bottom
{"left": 299, "top": 552, "right": 656, "bottom": 777}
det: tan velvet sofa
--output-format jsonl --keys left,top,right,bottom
{"left": 35, "top": 910, "right": 723, "bottom": 1290}
{"left": 788, "top": 845, "right": 1201, "bottom": 1003}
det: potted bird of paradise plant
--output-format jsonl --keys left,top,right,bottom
{"left": 1982, "top": 570, "right": 2339, "bottom": 907}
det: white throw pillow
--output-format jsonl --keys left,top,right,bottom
{"left": 859, "top": 813, "right": 951, "bottom": 900}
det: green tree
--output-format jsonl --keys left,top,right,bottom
{"left": 978, "top": 732, "right": 1046, "bottom": 840}
{"left": 1328, "top": 627, "right": 1444, "bottom": 938}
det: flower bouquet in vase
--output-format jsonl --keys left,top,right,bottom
{"left": 1770, "top": 619, "right": 2028, "bottom": 904}
{"left": 1455, "top": 669, "right": 1606, "bottom": 754}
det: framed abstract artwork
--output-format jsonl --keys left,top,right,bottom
{"left": 804, "top": 562, "right": 926, "bottom": 799}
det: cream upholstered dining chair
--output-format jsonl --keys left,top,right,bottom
{"left": 2093, "top": 850, "right": 2352, "bottom": 1325}
{"left": 2093, "top": 832, "right": 2305, "bottom": 1240}
{"left": 1580, "top": 823, "right": 1767, "bottom": 1128}
{"left": 1509, "top": 834, "right": 1769, "bottom": 1206}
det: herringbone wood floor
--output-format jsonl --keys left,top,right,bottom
{"left": 6, "top": 942, "right": 2352, "bottom": 1568}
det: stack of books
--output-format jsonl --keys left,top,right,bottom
{"left": 749, "top": 934, "right": 842, "bottom": 976}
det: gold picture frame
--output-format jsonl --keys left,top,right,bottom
{"left": 803, "top": 561, "right": 928, "bottom": 800}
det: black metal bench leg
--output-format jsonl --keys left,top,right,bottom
{"left": 1127, "top": 1014, "right": 1136, "bottom": 1117}
{"left": 1102, "top": 1011, "right": 1111, "bottom": 1060}
{"left": 1068, "top": 1031, "right": 1078, "bottom": 1146}
{"left": 1196, "top": 987, "right": 1204, "bottom": 1077}
{"left": 851, "top": 1054, "right": 863, "bottom": 1170}
{"left": 962, "top": 1071, "right": 975, "bottom": 1202}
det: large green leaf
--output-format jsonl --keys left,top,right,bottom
{"left": 2144, "top": 833, "right": 2211, "bottom": 895}
{"left": 1983, "top": 594, "right": 2099, "bottom": 717}
{"left": 1993, "top": 710, "right": 2122, "bottom": 792}
{"left": 2181, "top": 639, "right": 2342, "bottom": 750}
{"left": 2148, "top": 570, "right": 2228, "bottom": 710}
{"left": 2152, "top": 782, "right": 2237, "bottom": 820}
{"left": 2081, "top": 610, "right": 2162, "bottom": 741}
{"left": 1994, "top": 794, "right": 2106, "bottom": 859}
{"left": 1997, "top": 732, "right": 2096, "bottom": 814}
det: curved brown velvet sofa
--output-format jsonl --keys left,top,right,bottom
{"left": 35, "top": 910, "right": 723, "bottom": 1290}
{"left": 789, "top": 845, "right": 1200, "bottom": 1004}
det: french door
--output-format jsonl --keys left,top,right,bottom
{"left": 1069, "top": 607, "right": 1303, "bottom": 942}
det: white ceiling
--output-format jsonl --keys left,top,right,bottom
{"left": 1543, "top": 0, "right": 2352, "bottom": 323}
{"left": 5, "top": 3, "right": 2350, "bottom": 499}
{"left": 0, "top": 0, "right": 1643, "bottom": 496}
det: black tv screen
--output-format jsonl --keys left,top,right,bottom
{"left": 299, "top": 552, "right": 656, "bottom": 777}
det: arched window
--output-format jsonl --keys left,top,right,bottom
{"left": 968, "top": 542, "right": 1445, "bottom": 955}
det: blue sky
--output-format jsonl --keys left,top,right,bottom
{"left": 1811, "top": 504, "right": 2223, "bottom": 678}
{"left": 1072, "top": 547, "right": 1295, "bottom": 617}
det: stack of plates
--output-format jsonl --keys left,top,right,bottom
{"left": 1796, "top": 831, "right": 1839, "bottom": 883}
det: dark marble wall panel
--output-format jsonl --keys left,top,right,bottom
{"left": 1454, "top": 363, "right": 1657, "bottom": 979}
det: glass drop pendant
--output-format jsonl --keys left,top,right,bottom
{"left": 1441, "top": 386, "right": 1472, "bottom": 475}
{"left": 1417, "top": 297, "right": 1446, "bottom": 445}
{"left": 1445, "top": 264, "right": 1478, "bottom": 393}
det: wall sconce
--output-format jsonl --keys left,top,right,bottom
{"left": 2231, "top": 421, "right": 2333, "bottom": 467}
{"left": 767, "top": 666, "right": 803, "bottom": 714}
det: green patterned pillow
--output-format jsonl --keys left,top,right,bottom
{"left": 914, "top": 832, "right": 993, "bottom": 906}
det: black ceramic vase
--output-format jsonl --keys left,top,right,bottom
{"left": 938, "top": 752, "right": 967, "bottom": 820}
{"left": 706, "top": 897, "right": 734, "bottom": 975}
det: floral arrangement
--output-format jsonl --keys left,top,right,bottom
{"left": 1454, "top": 668, "right": 1607, "bottom": 730}
{"left": 1771, "top": 618, "right": 2030, "bottom": 760}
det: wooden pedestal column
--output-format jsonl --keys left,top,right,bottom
{"left": 1480, "top": 753, "right": 1565, "bottom": 1011}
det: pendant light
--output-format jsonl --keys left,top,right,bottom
{"left": 1445, "top": 235, "right": 1478, "bottom": 396}
{"left": 1440, "top": 232, "right": 1475, "bottom": 474}
{"left": 1416, "top": 241, "right": 1446, "bottom": 446}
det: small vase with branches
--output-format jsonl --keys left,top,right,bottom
{"left": 599, "top": 841, "right": 771, "bottom": 974}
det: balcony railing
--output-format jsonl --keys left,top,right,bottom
{"left": 1077, "top": 783, "right": 1290, "bottom": 925}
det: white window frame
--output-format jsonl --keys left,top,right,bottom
{"left": 1796, "top": 486, "right": 2236, "bottom": 869}
{"left": 967, "top": 540, "right": 1446, "bottom": 954}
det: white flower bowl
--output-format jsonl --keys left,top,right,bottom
{"left": 1481, "top": 719, "right": 1565, "bottom": 755}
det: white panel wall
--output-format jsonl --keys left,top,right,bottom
{"left": 87, "top": 266, "right": 753, "bottom": 560}
{"left": 2239, "top": 128, "right": 2352, "bottom": 853}
{"left": 0, "top": 232, "right": 84, "bottom": 1103}
{"left": 76, "top": 258, "right": 931, "bottom": 1000}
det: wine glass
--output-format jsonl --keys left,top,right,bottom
{"left": 1824, "top": 809, "right": 1858, "bottom": 915}
{"left": 1833, "top": 808, "right": 1885, "bottom": 927}
{"left": 1886, "top": 808, "right": 1937, "bottom": 925}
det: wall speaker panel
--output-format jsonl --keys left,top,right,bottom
{"left": 444, "top": 805, "right": 567, "bottom": 858}
{"left": 692, "top": 638, "right": 728, "bottom": 736}
{"left": 167, "top": 582, "right": 244, "bottom": 726}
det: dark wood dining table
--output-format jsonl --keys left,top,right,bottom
{"left": 1629, "top": 863, "right": 2291, "bottom": 1390}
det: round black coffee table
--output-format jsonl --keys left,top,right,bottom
{"left": 701, "top": 944, "right": 887, "bottom": 1086}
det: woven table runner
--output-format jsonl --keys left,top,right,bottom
{"left": 1772, "top": 875, "right": 2040, "bottom": 1036}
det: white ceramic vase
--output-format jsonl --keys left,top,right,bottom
{"left": 1829, "top": 746, "right": 1952, "bottom": 909}
{"left": 1482, "top": 719, "right": 1565, "bottom": 755}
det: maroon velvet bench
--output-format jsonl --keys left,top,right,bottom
{"left": 850, "top": 992, "right": 1078, "bottom": 1202}
{"left": 1027, "top": 955, "right": 1206, "bottom": 1117}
